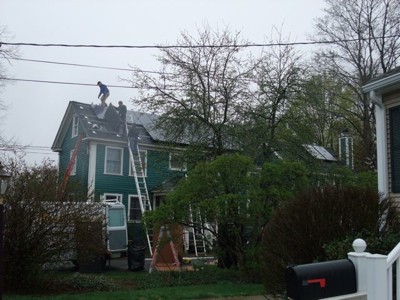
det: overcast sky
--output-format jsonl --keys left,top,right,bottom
{"left": 0, "top": 0, "right": 326, "bottom": 166}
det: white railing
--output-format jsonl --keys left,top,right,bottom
{"left": 348, "top": 238, "right": 400, "bottom": 300}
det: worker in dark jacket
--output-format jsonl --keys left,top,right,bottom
{"left": 97, "top": 81, "right": 110, "bottom": 107}
{"left": 128, "top": 125, "right": 140, "bottom": 155}
{"left": 117, "top": 101, "right": 127, "bottom": 122}
{"left": 116, "top": 101, "right": 127, "bottom": 135}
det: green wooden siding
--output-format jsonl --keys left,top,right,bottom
{"left": 94, "top": 144, "right": 184, "bottom": 207}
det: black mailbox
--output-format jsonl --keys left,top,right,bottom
{"left": 286, "top": 259, "right": 356, "bottom": 300}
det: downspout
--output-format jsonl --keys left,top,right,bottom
{"left": 370, "top": 91, "right": 389, "bottom": 198}
{"left": 87, "top": 142, "right": 97, "bottom": 201}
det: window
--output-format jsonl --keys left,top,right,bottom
{"left": 153, "top": 194, "right": 166, "bottom": 210}
{"left": 103, "top": 193, "right": 123, "bottom": 203}
{"left": 108, "top": 208, "right": 125, "bottom": 227}
{"left": 105, "top": 147, "right": 123, "bottom": 175}
{"left": 390, "top": 106, "right": 400, "bottom": 193}
{"left": 128, "top": 195, "right": 143, "bottom": 223}
{"left": 129, "top": 150, "right": 147, "bottom": 177}
{"left": 70, "top": 150, "right": 77, "bottom": 175}
{"left": 169, "top": 152, "right": 187, "bottom": 171}
{"left": 72, "top": 115, "right": 78, "bottom": 137}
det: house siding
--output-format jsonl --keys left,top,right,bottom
{"left": 384, "top": 91, "right": 400, "bottom": 203}
{"left": 93, "top": 144, "right": 184, "bottom": 208}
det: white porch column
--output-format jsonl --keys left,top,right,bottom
{"left": 370, "top": 91, "right": 389, "bottom": 197}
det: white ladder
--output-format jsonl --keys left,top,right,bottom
{"left": 126, "top": 122, "right": 153, "bottom": 256}
{"left": 189, "top": 206, "right": 206, "bottom": 256}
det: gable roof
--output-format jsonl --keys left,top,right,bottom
{"left": 52, "top": 101, "right": 172, "bottom": 151}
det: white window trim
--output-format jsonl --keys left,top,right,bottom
{"left": 103, "top": 193, "right": 123, "bottom": 203}
{"left": 72, "top": 114, "right": 79, "bottom": 138}
{"left": 129, "top": 150, "right": 147, "bottom": 177}
{"left": 104, "top": 146, "right": 124, "bottom": 175}
{"left": 128, "top": 194, "right": 143, "bottom": 223}
{"left": 169, "top": 152, "right": 187, "bottom": 171}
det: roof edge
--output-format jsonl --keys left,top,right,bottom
{"left": 363, "top": 71, "right": 400, "bottom": 94}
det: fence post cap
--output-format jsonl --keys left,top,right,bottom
{"left": 352, "top": 238, "right": 367, "bottom": 253}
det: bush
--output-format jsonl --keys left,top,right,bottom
{"left": 260, "top": 185, "right": 400, "bottom": 294}
{"left": 3, "top": 159, "right": 104, "bottom": 292}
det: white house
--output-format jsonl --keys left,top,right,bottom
{"left": 363, "top": 66, "right": 400, "bottom": 201}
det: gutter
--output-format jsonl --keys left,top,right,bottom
{"left": 363, "top": 72, "right": 400, "bottom": 94}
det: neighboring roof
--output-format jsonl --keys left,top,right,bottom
{"left": 363, "top": 66, "right": 400, "bottom": 95}
{"left": 303, "top": 144, "right": 337, "bottom": 162}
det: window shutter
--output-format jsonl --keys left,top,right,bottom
{"left": 390, "top": 106, "right": 400, "bottom": 193}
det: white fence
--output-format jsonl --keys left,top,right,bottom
{"left": 348, "top": 238, "right": 400, "bottom": 300}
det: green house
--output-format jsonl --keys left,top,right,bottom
{"left": 52, "top": 101, "right": 187, "bottom": 226}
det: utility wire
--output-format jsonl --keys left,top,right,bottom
{"left": 8, "top": 57, "right": 136, "bottom": 72}
{"left": 2, "top": 57, "right": 176, "bottom": 75}
{"left": 1, "top": 35, "right": 399, "bottom": 49}
{"left": 2, "top": 77, "right": 137, "bottom": 88}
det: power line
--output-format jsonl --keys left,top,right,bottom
{"left": 1, "top": 35, "right": 399, "bottom": 49}
{"left": 2, "top": 57, "right": 175, "bottom": 75}
{"left": 6, "top": 57, "right": 135, "bottom": 72}
{"left": 2, "top": 77, "right": 136, "bottom": 88}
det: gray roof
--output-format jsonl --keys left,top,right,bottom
{"left": 303, "top": 144, "right": 337, "bottom": 162}
{"left": 52, "top": 101, "right": 172, "bottom": 151}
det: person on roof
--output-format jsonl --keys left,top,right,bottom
{"left": 116, "top": 101, "right": 127, "bottom": 135}
{"left": 97, "top": 81, "right": 110, "bottom": 107}
{"left": 116, "top": 101, "right": 127, "bottom": 122}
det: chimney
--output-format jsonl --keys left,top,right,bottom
{"left": 339, "top": 129, "right": 353, "bottom": 169}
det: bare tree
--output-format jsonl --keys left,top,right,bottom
{"left": 288, "top": 72, "right": 350, "bottom": 151}
{"left": 240, "top": 29, "right": 304, "bottom": 162}
{"left": 130, "top": 25, "right": 250, "bottom": 158}
{"left": 0, "top": 25, "right": 20, "bottom": 157}
{"left": 312, "top": 0, "right": 400, "bottom": 170}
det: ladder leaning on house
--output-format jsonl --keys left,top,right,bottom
{"left": 125, "top": 121, "right": 154, "bottom": 256}
{"left": 57, "top": 133, "right": 84, "bottom": 201}
{"left": 189, "top": 205, "right": 207, "bottom": 256}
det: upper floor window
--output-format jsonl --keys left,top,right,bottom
{"left": 169, "top": 152, "right": 187, "bottom": 171}
{"left": 72, "top": 115, "right": 79, "bottom": 137}
{"left": 105, "top": 146, "right": 123, "bottom": 175}
{"left": 129, "top": 150, "right": 147, "bottom": 177}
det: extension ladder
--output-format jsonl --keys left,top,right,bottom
{"left": 189, "top": 206, "right": 207, "bottom": 256}
{"left": 126, "top": 122, "right": 154, "bottom": 256}
{"left": 57, "top": 133, "right": 84, "bottom": 201}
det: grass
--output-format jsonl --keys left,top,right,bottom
{"left": 5, "top": 283, "right": 264, "bottom": 299}
{"left": 4, "top": 264, "right": 266, "bottom": 299}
